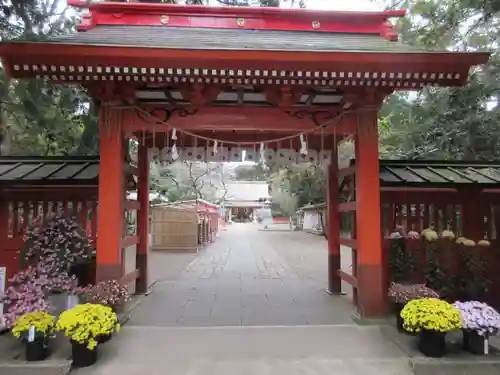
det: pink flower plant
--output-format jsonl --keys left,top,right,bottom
{"left": 453, "top": 301, "right": 500, "bottom": 336}
{"left": 75, "top": 279, "right": 131, "bottom": 307}
{"left": 388, "top": 282, "right": 440, "bottom": 305}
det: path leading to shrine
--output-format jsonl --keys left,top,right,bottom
{"left": 129, "top": 223, "right": 354, "bottom": 326}
{"left": 74, "top": 225, "right": 414, "bottom": 375}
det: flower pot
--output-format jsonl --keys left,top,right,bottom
{"left": 25, "top": 337, "right": 50, "bottom": 361}
{"left": 418, "top": 330, "right": 446, "bottom": 358}
{"left": 394, "top": 303, "right": 405, "bottom": 332}
{"left": 463, "top": 330, "right": 489, "bottom": 355}
{"left": 96, "top": 333, "right": 112, "bottom": 344}
{"left": 71, "top": 340, "right": 98, "bottom": 368}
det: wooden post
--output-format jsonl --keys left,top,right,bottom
{"left": 136, "top": 139, "right": 149, "bottom": 294}
{"left": 326, "top": 147, "right": 342, "bottom": 295}
{"left": 354, "top": 109, "right": 386, "bottom": 317}
{"left": 96, "top": 107, "right": 124, "bottom": 281}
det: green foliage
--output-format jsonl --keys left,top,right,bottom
{"left": 388, "top": 238, "right": 417, "bottom": 283}
{"left": 234, "top": 163, "right": 268, "bottom": 181}
{"left": 456, "top": 245, "right": 490, "bottom": 300}
{"left": 379, "top": 0, "right": 500, "bottom": 161}
{"left": 1, "top": 0, "right": 98, "bottom": 156}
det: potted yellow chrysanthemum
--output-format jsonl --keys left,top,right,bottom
{"left": 12, "top": 312, "right": 56, "bottom": 361}
{"left": 56, "top": 304, "right": 120, "bottom": 368}
{"left": 401, "top": 298, "right": 462, "bottom": 357}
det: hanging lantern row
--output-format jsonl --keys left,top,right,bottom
{"left": 147, "top": 145, "right": 332, "bottom": 165}
{"left": 143, "top": 122, "right": 335, "bottom": 166}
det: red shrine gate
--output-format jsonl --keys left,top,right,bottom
{"left": 0, "top": 1, "right": 488, "bottom": 317}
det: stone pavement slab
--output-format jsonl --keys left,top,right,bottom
{"left": 73, "top": 325, "right": 413, "bottom": 375}
{"left": 129, "top": 224, "right": 356, "bottom": 327}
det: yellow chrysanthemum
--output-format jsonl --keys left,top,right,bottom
{"left": 12, "top": 312, "right": 56, "bottom": 339}
{"left": 478, "top": 239, "right": 491, "bottom": 246}
{"left": 440, "top": 230, "right": 455, "bottom": 240}
{"left": 56, "top": 304, "right": 120, "bottom": 350}
{"left": 423, "top": 229, "right": 438, "bottom": 242}
{"left": 400, "top": 298, "right": 462, "bottom": 333}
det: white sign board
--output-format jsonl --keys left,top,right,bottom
{"left": 0, "top": 267, "right": 6, "bottom": 328}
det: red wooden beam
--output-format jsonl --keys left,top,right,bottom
{"left": 124, "top": 200, "right": 140, "bottom": 211}
{"left": 339, "top": 165, "right": 356, "bottom": 179}
{"left": 119, "top": 268, "right": 140, "bottom": 285}
{"left": 0, "top": 44, "right": 488, "bottom": 80}
{"left": 339, "top": 201, "right": 356, "bottom": 212}
{"left": 124, "top": 106, "right": 355, "bottom": 133}
{"left": 337, "top": 270, "right": 358, "bottom": 288}
{"left": 339, "top": 238, "right": 357, "bottom": 249}
{"left": 121, "top": 235, "right": 139, "bottom": 249}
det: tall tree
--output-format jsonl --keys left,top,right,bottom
{"left": 0, "top": 0, "right": 98, "bottom": 156}
{"left": 378, "top": 0, "right": 500, "bottom": 160}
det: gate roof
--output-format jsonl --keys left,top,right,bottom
{"left": 0, "top": 1, "right": 488, "bottom": 90}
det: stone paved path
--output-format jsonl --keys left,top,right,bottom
{"left": 74, "top": 225, "right": 414, "bottom": 375}
{"left": 129, "top": 223, "right": 355, "bottom": 326}
{"left": 77, "top": 325, "right": 412, "bottom": 375}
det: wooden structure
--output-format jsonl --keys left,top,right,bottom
{"left": 151, "top": 199, "right": 219, "bottom": 251}
{"left": 0, "top": 1, "right": 489, "bottom": 317}
{"left": 0, "top": 156, "right": 135, "bottom": 282}
{"left": 296, "top": 203, "right": 326, "bottom": 235}
{"left": 339, "top": 159, "right": 500, "bottom": 240}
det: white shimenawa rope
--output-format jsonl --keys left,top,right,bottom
{"left": 113, "top": 104, "right": 378, "bottom": 146}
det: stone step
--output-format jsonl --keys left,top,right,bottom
{"left": 0, "top": 332, "right": 71, "bottom": 375}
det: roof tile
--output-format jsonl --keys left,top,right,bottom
{"left": 45, "top": 25, "right": 422, "bottom": 53}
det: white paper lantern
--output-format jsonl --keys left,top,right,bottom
{"left": 264, "top": 149, "right": 276, "bottom": 163}
{"left": 318, "top": 150, "right": 332, "bottom": 165}
{"left": 228, "top": 147, "right": 242, "bottom": 162}
{"left": 183, "top": 147, "right": 195, "bottom": 161}
{"left": 206, "top": 147, "right": 230, "bottom": 162}
{"left": 275, "top": 148, "right": 297, "bottom": 165}
{"left": 183, "top": 147, "right": 206, "bottom": 162}
{"left": 243, "top": 147, "right": 257, "bottom": 163}
{"left": 297, "top": 149, "right": 318, "bottom": 164}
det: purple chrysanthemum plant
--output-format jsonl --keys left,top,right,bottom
{"left": 388, "top": 282, "right": 440, "bottom": 305}
{"left": 1, "top": 261, "right": 78, "bottom": 328}
{"left": 20, "top": 214, "right": 95, "bottom": 273}
{"left": 453, "top": 301, "right": 500, "bottom": 336}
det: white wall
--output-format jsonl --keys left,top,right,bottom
{"left": 302, "top": 209, "right": 325, "bottom": 234}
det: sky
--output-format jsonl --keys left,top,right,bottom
{"left": 64, "top": 0, "right": 383, "bottom": 11}
{"left": 296, "top": 0, "right": 381, "bottom": 11}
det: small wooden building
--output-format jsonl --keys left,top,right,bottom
{"left": 150, "top": 199, "right": 219, "bottom": 252}
{"left": 296, "top": 203, "right": 326, "bottom": 235}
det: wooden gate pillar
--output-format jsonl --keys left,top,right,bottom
{"left": 354, "top": 108, "right": 386, "bottom": 317}
{"left": 326, "top": 147, "right": 342, "bottom": 294}
{"left": 136, "top": 139, "right": 150, "bottom": 294}
{"left": 96, "top": 107, "right": 125, "bottom": 281}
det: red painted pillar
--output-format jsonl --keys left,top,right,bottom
{"left": 326, "top": 147, "right": 342, "bottom": 295}
{"left": 136, "top": 138, "right": 149, "bottom": 294}
{"left": 355, "top": 109, "right": 386, "bottom": 317}
{"left": 96, "top": 107, "right": 124, "bottom": 281}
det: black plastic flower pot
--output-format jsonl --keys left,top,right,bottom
{"left": 463, "top": 330, "right": 489, "bottom": 355}
{"left": 96, "top": 333, "right": 112, "bottom": 344}
{"left": 394, "top": 303, "right": 405, "bottom": 332}
{"left": 418, "top": 330, "right": 446, "bottom": 358}
{"left": 71, "top": 340, "right": 98, "bottom": 368}
{"left": 25, "top": 337, "right": 49, "bottom": 361}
